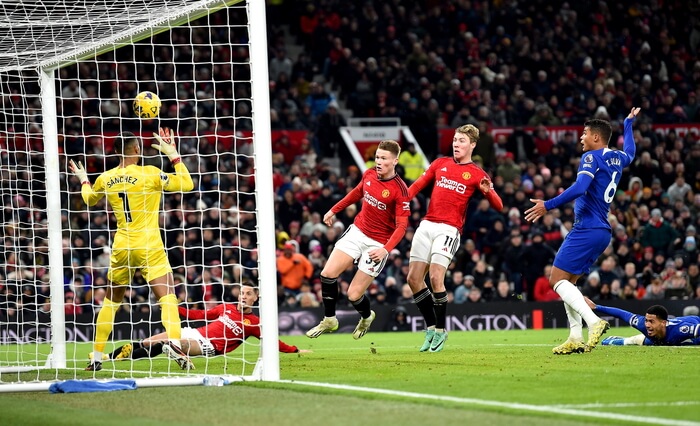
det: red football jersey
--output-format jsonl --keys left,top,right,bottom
{"left": 410, "top": 157, "right": 502, "bottom": 231}
{"left": 178, "top": 304, "right": 298, "bottom": 355}
{"left": 332, "top": 169, "right": 410, "bottom": 244}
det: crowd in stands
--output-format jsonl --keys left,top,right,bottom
{"left": 2, "top": 0, "right": 700, "bottom": 322}
{"left": 266, "top": 0, "right": 700, "bottom": 307}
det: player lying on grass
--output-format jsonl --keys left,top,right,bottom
{"left": 584, "top": 297, "right": 700, "bottom": 346}
{"left": 93, "top": 283, "right": 310, "bottom": 370}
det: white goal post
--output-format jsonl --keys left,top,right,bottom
{"left": 0, "top": 0, "right": 279, "bottom": 391}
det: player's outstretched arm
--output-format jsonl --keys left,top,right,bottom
{"left": 627, "top": 107, "right": 641, "bottom": 119}
{"left": 69, "top": 159, "right": 103, "bottom": 206}
{"left": 622, "top": 107, "right": 641, "bottom": 162}
{"left": 177, "top": 303, "right": 220, "bottom": 320}
{"left": 524, "top": 198, "right": 546, "bottom": 223}
{"left": 527, "top": 170, "right": 594, "bottom": 222}
{"left": 479, "top": 176, "right": 503, "bottom": 211}
{"left": 408, "top": 170, "right": 431, "bottom": 199}
{"left": 151, "top": 127, "right": 181, "bottom": 163}
{"left": 584, "top": 296, "right": 597, "bottom": 310}
{"left": 370, "top": 216, "right": 409, "bottom": 263}
{"left": 69, "top": 159, "right": 89, "bottom": 184}
{"left": 278, "top": 340, "right": 310, "bottom": 353}
{"left": 324, "top": 178, "right": 364, "bottom": 225}
{"left": 323, "top": 210, "right": 336, "bottom": 227}
{"left": 153, "top": 127, "right": 194, "bottom": 192}
{"left": 586, "top": 299, "right": 648, "bottom": 338}
{"left": 589, "top": 303, "right": 647, "bottom": 334}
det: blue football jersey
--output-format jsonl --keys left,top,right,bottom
{"left": 544, "top": 118, "right": 636, "bottom": 230}
{"left": 574, "top": 146, "right": 633, "bottom": 229}
{"left": 596, "top": 305, "right": 700, "bottom": 345}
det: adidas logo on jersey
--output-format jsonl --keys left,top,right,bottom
{"left": 441, "top": 167, "right": 447, "bottom": 171}
{"left": 365, "top": 181, "right": 371, "bottom": 186}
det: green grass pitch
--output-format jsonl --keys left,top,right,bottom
{"left": 1, "top": 328, "right": 698, "bottom": 426}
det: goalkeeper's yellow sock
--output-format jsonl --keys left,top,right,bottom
{"left": 159, "top": 293, "right": 181, "bottom": 342}
{"left": 94, "top": 297, "right": 120, "bottom": 355}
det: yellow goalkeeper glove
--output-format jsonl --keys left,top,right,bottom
{"left": 151, "top": 127, "right": 181, "bottom": 164}
{"left": 68, "top": 160, "right": 90, "bottom": 185}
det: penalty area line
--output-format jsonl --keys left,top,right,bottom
{"left": 280, "top": 380, "right": 700, "bottom": 426}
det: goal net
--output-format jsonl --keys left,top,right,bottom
{"left": 0, "top": 0, "right": 279, "bottom": 391}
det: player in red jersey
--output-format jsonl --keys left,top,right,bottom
{"left": 407, "top": 124, "right": 503, "bottom": 352}
{"left": 306, "top": 140, "right": 410, "bottom": 340}
{"left": 103, "top": 283, "right": 310, "bottom": 370}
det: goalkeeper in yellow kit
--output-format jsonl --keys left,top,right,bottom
{"left": 69, "top": 128, "right": 194, "bottom": 371}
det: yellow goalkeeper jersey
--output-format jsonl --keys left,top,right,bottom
{"left": 81, "top": 163, "right": 193, "bottom": 248}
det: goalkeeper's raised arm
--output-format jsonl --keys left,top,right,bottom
{"left": 151, "top": 127, "right": 193, "bottom": 192}
{"left": 69, "top": 128, "right": 193, "bottom": 206}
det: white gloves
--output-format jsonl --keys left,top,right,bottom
{"left": 68, "top": 160, "right": 89, "bottom": 184}
{"left": 151, "top": 127, "right": 181, "bottom": 163}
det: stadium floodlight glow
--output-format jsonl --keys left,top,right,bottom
{"left": 0, "top": 0, "right": 278, "bottom": 391}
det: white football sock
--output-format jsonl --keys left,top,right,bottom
{"left": 625, "top": 334, "right": 645, "bottom": 345}
{"left": 553, "top": 280, "right": 600, "bottom": 327}
{"left": 564, "top": 302, "right": 583, "bottom": 341}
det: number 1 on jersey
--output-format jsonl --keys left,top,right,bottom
{"left": 118, "top": 192, "right": 133, "bottom": 222}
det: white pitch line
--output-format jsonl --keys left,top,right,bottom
{"left": 553, "top": 401, "right": 700, "bottom": 409}
{"left": 492, "top": 343, "right": 700, "bottom": 349}
{"left": 280, "top": 380, "right": 700, "bottom": 426}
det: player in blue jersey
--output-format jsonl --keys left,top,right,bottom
{"left": 525, "top": 107, "right": 641, "bottom": 355}
{"left": 584, "top": 297, "right": 700, "bottom": 346}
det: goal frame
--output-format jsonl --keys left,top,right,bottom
{"left": 0, "top": 0, "right": 279, "bottom": 390}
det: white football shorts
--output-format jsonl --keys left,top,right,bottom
{"left": 409, "top": 220, "right": 461, "bottom": 268}
{"left": 333, "top": 224, "right": 388, "bottom": 278}
{"left": 181, "top": 326, "right": 216, "bottom": 357}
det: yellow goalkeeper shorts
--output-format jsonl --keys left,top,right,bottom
{"left": 108, "top": 246, "right": 172, "bottom": 285}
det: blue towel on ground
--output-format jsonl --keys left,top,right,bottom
{"left": 49, "top": 379, "right": 137, "bottom": 393}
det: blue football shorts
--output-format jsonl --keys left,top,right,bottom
{"left": 553, "top": 227, "right": 612, "bottom": 275}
